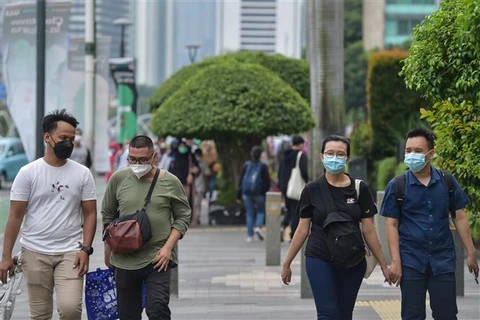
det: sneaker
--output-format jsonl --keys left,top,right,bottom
{"left": 246, "top": 237, "right": 253, "bottom": 243}
{"left": 254, "top": 227, "right": 264, "bottom": 241}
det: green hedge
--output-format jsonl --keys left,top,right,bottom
{"left": 367, "top": 50, "right": 428, "bottom": 159}
{"left": 376, "top": 157, "right": 397, "bottom": 190}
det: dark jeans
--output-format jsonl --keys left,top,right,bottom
{"left": 284, "top": 197, "right": 299, "bottom": 239}
{"left": 115, "top": 264, "right": 171, "bottom": 320}
{"left": 400, "top": 265, "right": 457, "bottom": 320}
{"left": 242, "top": 194, "right": 266, "bottom": 236}
{"left": 306, "top": 256, "right": 366, "bottom": 320}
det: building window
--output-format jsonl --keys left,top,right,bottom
{"left": 397, "top": 19, "right": 423, "bottom": 35}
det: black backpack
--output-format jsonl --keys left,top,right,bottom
{"left": 395, "top": 170, "right": 456, "bottom": 219}
{"left": 319, "top": 176, "right": 365, "bottom": 268}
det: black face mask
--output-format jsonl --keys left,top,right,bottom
{"left": 49, "top": 138, "right": 74, "bottom": 159}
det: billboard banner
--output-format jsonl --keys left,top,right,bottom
{"left": 109, "top": 57, "right": 137, "bottom": 144}
{"left": 1, "top": 1, "right": 71, "bottom": 160}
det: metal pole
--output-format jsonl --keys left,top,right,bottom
{"left": 266, "top": 192, "right": 281, "bottom": 266}
{"left": 36, "top": 0, "right": 46, "bottom": 159}
{"left": 85, "top": 0, "right": 96, "bottom": 168}
{"left": 120, "top": 26, "right": 125, "bottom": 58}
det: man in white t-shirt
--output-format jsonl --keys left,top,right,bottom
{"left": 0, "top": 109, "right": 97, "bottom": 319}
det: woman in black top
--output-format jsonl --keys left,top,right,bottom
{"left": 281, "top": 135, "right": 391, "bottom": 320}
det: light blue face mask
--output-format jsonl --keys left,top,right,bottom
{"left": 404, "top": 152, "right": 430, "bottom": 172}
{"left": 323, "top": 156, "right": 347, "bottom": 174}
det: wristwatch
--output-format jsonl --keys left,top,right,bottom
{"left": 80, "top": 245, "right": 94, "bottom": 256}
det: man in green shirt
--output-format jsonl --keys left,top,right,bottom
{"left": 102, "top": 135, "right": 191, "bottom": 320}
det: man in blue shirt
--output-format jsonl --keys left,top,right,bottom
{"left": 381, "top": 128, "right": 478, "bottom": 320}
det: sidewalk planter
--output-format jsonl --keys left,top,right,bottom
{"left": 208, "top": 203, "right": 245, "bottom": 226}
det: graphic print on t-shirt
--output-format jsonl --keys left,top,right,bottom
{"left": 50, "top": 181, "right": 70, "bottom": 201}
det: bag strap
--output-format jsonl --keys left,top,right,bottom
{"left": 394, "top": 174, "right": 405, "bottom": 214}
{"left": 143, "top": 168, "right": 160, "bottom": 210}
{"left": 319, "top": 175, "right": 336, "bottom": 214}
{"left": 294, "top": 151, "right": 302, "bottom": 168}
{"left": 355, "top": 179, "right": 361, "bottom": 200}
{"left": 441, "top": 170, "right": 456, "bottom": 219}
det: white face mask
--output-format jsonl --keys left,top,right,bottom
{"left": 74, "top": 135, "right": 82, "bottom": 143}
{"left": 130, "top": 164, "right": 152, "bottom": 179}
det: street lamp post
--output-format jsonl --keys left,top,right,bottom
{"left": 36, "top": 0, "right": 46, "bottom": 159}
{"left": 113, "top": 17, "right": 132, "bottom": 58}
{"left": 185, "top": 44, "right": 201, "bottom": 64}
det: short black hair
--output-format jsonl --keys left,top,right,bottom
{"left": 321, "top": 135, "right": 351, "bottom": 157}
{"left": 292, "top": 135, "right": 305, "bottom": 146}
{"left": 42, "top": 109, "right": 79, "bottom": 133}
{"left": 75, "top": 128, "right": 83, "bottom": 134}
{"left": 406, "top": 128, "right": 435, "bottom": 150}
{"left": 130, "top": 135, "right": 154, "bottom": 151}
{"left": 251, "top": 146, "right": 263, "bottom": 162}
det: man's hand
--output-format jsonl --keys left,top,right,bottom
{"left": 73, "top": 251, "right": 89, "bottom": 277}
{"left": 467, "top": 253, "right": 479, "bottom": 278}
{"left": 0, "top": 257, "right": 14, "bottom": 284}
{"left": 389, "top": 260, "right": 402, "bottom": 287}
{"left": 153, "top": 247, "right": 172, "bottom": 272}
{"left": 104, "top": 245, "right": 113, "bottom": 269}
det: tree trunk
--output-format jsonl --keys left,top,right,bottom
{"left": 307, "top": 0, "right": 345, "bottom": 179}
{"left": 215, "top": 137, "right": 262, "bottom": 193}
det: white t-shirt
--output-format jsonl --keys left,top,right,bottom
{"left": 10, "top": 158, "right": 97, "bottom": 254}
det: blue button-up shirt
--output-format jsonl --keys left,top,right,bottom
{"left": 380, "top": 167, "right": 470, "bottom": 275}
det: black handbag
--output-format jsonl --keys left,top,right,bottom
{"left": 103, "top": 168, "right": 160, "bottom": 254}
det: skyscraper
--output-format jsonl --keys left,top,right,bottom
{"left": 135, "top": 0, "right": 304, "bottom": 88}
{"left": 219, "top": 0, "right": 303, "bottom": 58}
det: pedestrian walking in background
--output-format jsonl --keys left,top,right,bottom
{"left": 281, "top": 135, "right": 391, "bottom": 320}
{"left": 202, "top": 141, "right": 219, "bottom": 201}
{"left": 278, "top": 135, "right": 308, "bottom": 240}
{"left": 102, "top": 135, "right": 191, "bottom": 320}
{"left": 194, "top": 148, "right": 209, "bottom": 224}
{"left": 380, "top": 128, "right": 479, "bottom": 319}
{"left": 0, "top": 109, "right": 97, "bottom": 319}
{"left": 169, "top": 139, "right": 200, "bottom": 224}
{"left": 116, "top": 140, "right": 130, "bottom": 170}
{"left": 238, "top": 146, "right": 271, "bottom": 242}
{"left": 70, "top": 128, "right": 92, "bottom": 168}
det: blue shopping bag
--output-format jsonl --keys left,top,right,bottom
{"left": 85, "top": 268, "right": 119, "bottom": 320}
{"left": 85, "top": 268, "right": 148, "bottom": 320}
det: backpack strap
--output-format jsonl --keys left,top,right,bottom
{"left": 441, "top": 170, "right": 456, "bottom": 219}
{"left": 354, "top": 179, "right": 361, "bottom": 200}
{"left": 394, "top": 174, "right": 405, "bottom": 214}
{"left": 319, "top": 175, "right": 336, "bottom": 214}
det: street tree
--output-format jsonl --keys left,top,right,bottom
{"left": 401, "top": 0, "right": 480, "bottom": 236}
{"left": 150, "top": 62, "right": 315, "bottom": 187}
{"left": 306, "top": 0, "right": 345, "bottom": 178}
{"left": 149, "top": 51, "right": 310, "bottom": 112}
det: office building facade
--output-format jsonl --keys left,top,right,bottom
{"left": 363, "top": 0, "right": 441, "bottom": 50}
{"left": 135, "top": 0, "right": 304, "bottom": 88}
